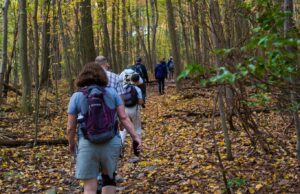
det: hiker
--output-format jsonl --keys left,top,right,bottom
{"left": 119, "top": 68, "right": 144, "bottom": 86}
{"left": 167, "top": 56, "right": 174, "bottom": 80}
{"left": 95, "top": 56, "right": 124, "bottom": 98}
{"left": 120, "top": 73, "right": 144, "bottom": 163}
{"left": 129, "top": 57, "right": 149, "bottom": 103}
{"left": 96, "top": 55, "right": 125, "bottom": 185}
{"left": 155, "top": 59, "right": 168, "bottom": 95}
{"left": 67, "top": 62, "right": 141, "bottom": 194}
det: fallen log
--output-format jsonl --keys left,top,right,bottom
{"left": 0, "top": 139, "right": 68, "bottom": 147}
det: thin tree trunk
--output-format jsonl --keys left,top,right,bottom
{"left": 98, "top": 0, "right": 112, "bottom": 66}
{"left": 190, "top": 0, "right": 201, "bottom": 65}
{"left": 74, "top": 2, "right": 82, "bottom": 75}
{"left": 111, "top": 1, "right": 118, "bottom": 72}
{"left": 146, "top": 0, "right": 152, "bottom": 66}
{"left": 150, "top": 0, "right": 158, "bottom": 71}
{"left": 0, "top": 0, "right": 10, "bottom": 100}
{"left": 19, "top": 0, "right": 32, "bottom": 113}
{"left": 4, "top": 17, "right": 18, "bottom": 98}
{"left": 284, "top": 0, "right": 300, "bottom": 161}
{"left": 58, "top": 0, "right": 74, "bottom": 94}
{"left": 122, "top": 0, "right": 128, "bottom": 66}
{"left": 40, "top": 0, "right": 51, "bottom": 87}
{"left": 166, "top": 0, "right": 182, "bottom": 91}
{"left": 116, "top": 0, "right": 122, "bottom": 71}
{"left": 33, "top": 0, "right": 40, "bottom": 146}
{"left": 209, "top": 0, "right": 233, "bottom": 160}
{"left": 200, "top": 1, "right": 210, "bottom": 67}
{"left": 178, "top": 0, "right": 191, "bottom": 64}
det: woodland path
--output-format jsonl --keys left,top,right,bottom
{"left": 0, "top": 80, "right": 299, "bottom": 193}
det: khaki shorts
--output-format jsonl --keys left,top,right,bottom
{"left": 75, "top": 134, "right": 121, "bottom": 180}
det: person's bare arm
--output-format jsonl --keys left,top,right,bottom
{"left": 67, "top": 114, "right": 77, "bottom": 154}
{"left": 117, "top": 105, "right": 141, "bottom": 150}
{"left": 138, "top": 99, "right": 144, "bottom": 105}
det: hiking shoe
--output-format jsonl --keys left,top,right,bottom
{"left": 115, "top": 175, "right": 124, "bottom": 183}
{"left": 129, "top": 156, "right": 140, "bottom": 163}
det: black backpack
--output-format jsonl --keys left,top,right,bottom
{"left": 132, "top": 64, "right": 145, "bottom": 80}
{"left": 123, "top": 85, "right": 139, "bottom": 107}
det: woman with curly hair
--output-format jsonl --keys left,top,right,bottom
{"left": 66, "top": 62, "right": 141, "bottom": 194}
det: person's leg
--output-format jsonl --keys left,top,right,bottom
{"left": 102, "top": 174, "right": 117, "bottom": 194}
{"left": 102, "top": 186, "right": 116, "bottom": 194}
{"left": 83, "top": 178, "right": 98, "bottom": 194}
{"left": 99, "top": 136, "right": 121, "bottom": 194}
{"left": 158, "top": 79, "right": 162, "bottom": 94}
{"left": 162, "top": 78, "right": 165, "bottom": 94}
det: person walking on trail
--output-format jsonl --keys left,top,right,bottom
{"left": 167, "top": 56, "right": 174, "bottom": 80}
{"left": 95, "top": 55, "right": 125, "bottom": 185}
{"left": 129, "top": 57, "right": 149, "bottom": 104}
{"left": 155, "top": 59, "right": 168, "bottom": 95}
{"left": 120, "top": 73, "right": 144, "bottom": 163}
{"left": 95, "top": 56, "right": 124, "bottom": 98}
{"left": 67, "top": 62, "right": 141, "bottom": 194}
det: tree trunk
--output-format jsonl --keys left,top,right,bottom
{"left": 33, "top": 0, "right": 40, "bottom": 146}
{"left": 116, "top": 0, "right": 122, "bottom": 71}
{"left": 74, "top": 2, "right": 82, "bottom": 75}
{"left": 111, "top": 1, "right": 118, "bottom": 72}
{"left": 284, "top": 0, "right": 300, "bottom": 161}
{"left": 33, "top": 0, "right": 39, "bottom": 89}
{"left": 178, "top": 0, "right": 191, "bottom": 64}
{"left": 209, "top": 0, "right": 233, "bottom": 160}
{"left": 190, "top": 0, "right": 202, "bottom": 65}
{"left": 40, "top": 0, "right": 51, "bottom": 87}
{"left": 80, "top": 0, "right": 96, "bottom": 65}
{"left": 150, "top": 0, "right": 158, "bottom": 71}
{"left": 19, "top": 0, "right": 32, "bottom": 113}
{"left": 98, "top": 0, "right": 112, "bottom": 66}
{"left": 0, "top": 0, "right": 10, "bottom": 100}
{"left": 200, "top": 1, "right": 210, "bottom": 67}
{"left": 58, "top": 0, "right": 74, "bottom": 94}
{"left": 166, "top": 0, "right": 182, "bottom": 91}
{"left": 122, "top": 0, "right": 129, "bottom": 67}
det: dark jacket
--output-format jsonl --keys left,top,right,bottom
{"left": 155, "top": 62, "right": 168, "bottom": 79}
{"left": 130, "top": 63, "right": 149, "bottom": 83}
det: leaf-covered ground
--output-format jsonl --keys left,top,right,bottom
{"left": 1, "top": 81, "right": 300, "bottom": 193}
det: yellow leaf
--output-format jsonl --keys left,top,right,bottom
{"left": 255, "top": 183, "right": 263, "bottom": 190}
{"left": 249, "top": 188, "right": 255, "bottom": 194}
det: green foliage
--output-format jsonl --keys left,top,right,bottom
{"left": 227, "top": 177, "right": 247, "bottom": 189}
{"left": 177, "top": 63, "right": 206, "bottom": 81}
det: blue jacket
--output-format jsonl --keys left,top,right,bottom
{"left": 155, "top": 62, "right": 168, "bottom": 79}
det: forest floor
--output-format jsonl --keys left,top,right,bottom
{"left": 0, "top": 80, "right": 300, "bottom": 193}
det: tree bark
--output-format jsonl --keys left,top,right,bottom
{"left": 200, "top": 1, "right": 210, "bottom": 67}
{"left": 209, "top": 0, "right": 233, "bottom": 160}
{"left": 166, "top": 0, "right": 182, "bottom": 91}
{"left": 0, "top": 0, "right": 10, "bottom": 100}
{"left": 40, "top": 0, "right": 51, "bottom": 87}
{"left": 80, "top": 0, "right": 96, "bottom": 65}
{"left": 111, "top": 0, "right": 118, "bottom": 72}
{"left": 19, "top": 0, "right": 32, "bottom": 113}
{"left": 98, "top": 0, "right": 112, "bottom": 66}
{"left": 122, "top": 0, "right": 129, "bottom": 66}
{"left": 58, "top": 0, "right": 74, "bottom": 94}
{"left": 284, "top": 0, "right": 300, "bottom": 161}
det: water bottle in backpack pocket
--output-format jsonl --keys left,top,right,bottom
{"left": 78, "top": 86, "right": 118, "bottom": 144}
